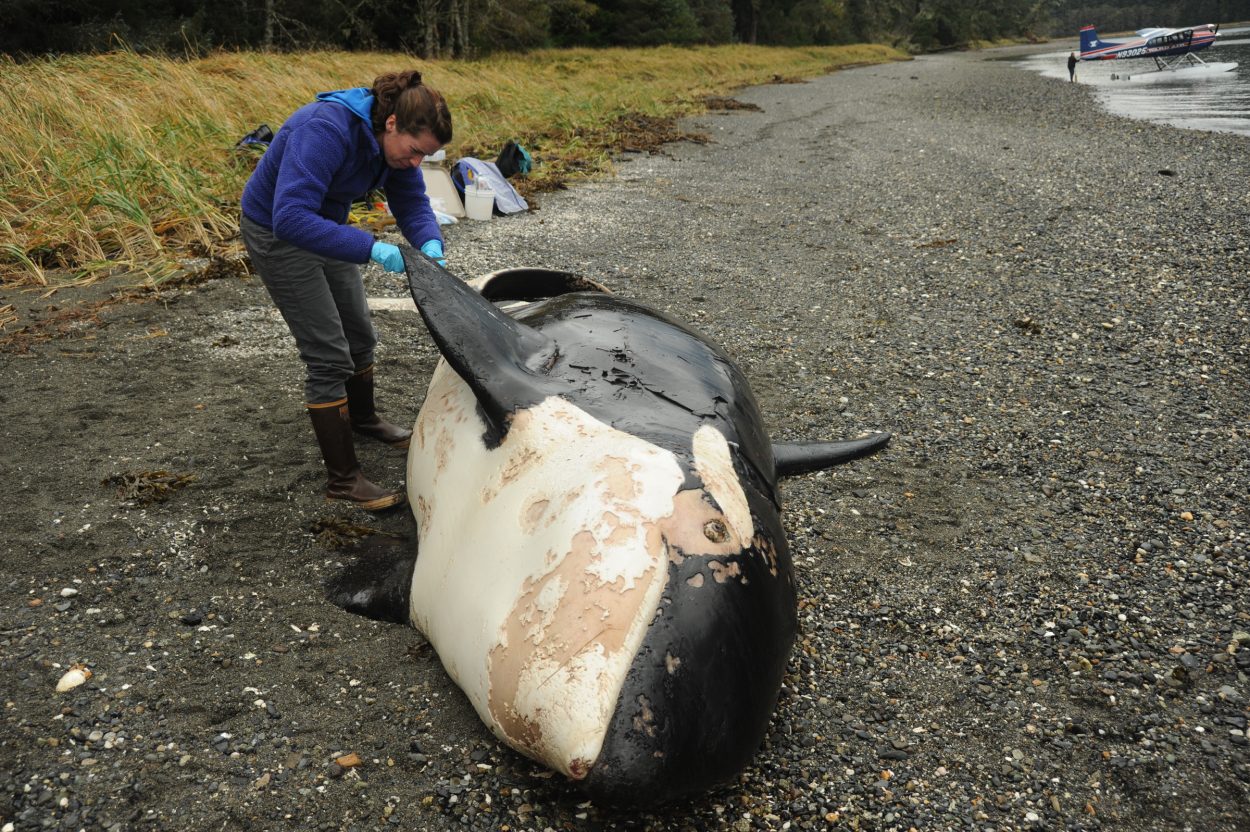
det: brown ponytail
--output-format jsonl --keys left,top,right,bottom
{"left": 370, "top": 70, "right": 453, "bottom": 144}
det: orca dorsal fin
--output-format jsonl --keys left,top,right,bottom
{"left": 772, "top": 432, "right": 892, "bottom": 477}
{"left": 402, "top": 246, "right": 558, "bottom": 441}
{"left": 473, "top": 267, "right": 611, "bottom": 302}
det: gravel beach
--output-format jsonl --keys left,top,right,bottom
{"left": 2, "top": 45, "right": 1248, "bottom": 831}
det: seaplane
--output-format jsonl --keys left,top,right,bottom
{"left": 1079, "top": 24, "right": 1238, "bottom": 81}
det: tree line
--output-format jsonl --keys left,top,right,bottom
{"left": 1, "top": 0, "right": 1245, "bottom": 57}
{"left": 1049, "top": 1, "right": 1246, "bottom": 37}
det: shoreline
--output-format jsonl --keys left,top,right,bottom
{"left": 1002, "top": 33, "right": 1250, "bottom": 140}
{"left": 2, "top": 47, "right": 1247, "bottom": 831}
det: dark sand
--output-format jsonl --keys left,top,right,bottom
{"left": 2, "top": 44, "right": 1247, "bottom": 831}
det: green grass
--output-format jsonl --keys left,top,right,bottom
{"left": 0, "top": 43, "right": 907, "bottom": 286}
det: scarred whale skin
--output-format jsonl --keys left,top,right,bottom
{"left": 334, "top": 253, "right": 890, "bottom": 806}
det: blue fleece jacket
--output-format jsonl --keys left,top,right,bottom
{"left": 241, "top": 88, "right": 441, "bottom": 264}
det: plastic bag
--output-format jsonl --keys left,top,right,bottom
{"left": 452, "top": 158, "right": 528, "bottom": 215}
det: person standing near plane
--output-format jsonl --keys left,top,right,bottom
{"left": 1068, "top": 52, "right": 1078, "bottom": 82}
{"left": 241, "top": 69, "right": 452, "bottom": 510}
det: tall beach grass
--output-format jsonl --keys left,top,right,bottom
{"left": 0, "top": 43, "right": 905, "bottom": 286}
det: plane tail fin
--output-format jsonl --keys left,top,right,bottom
{"left": 1079, "top": 25, "right": 1099, "bottom": 57}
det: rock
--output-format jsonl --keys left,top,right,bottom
{"left": 336, "top": 752, "right": 362, "bottom": 768}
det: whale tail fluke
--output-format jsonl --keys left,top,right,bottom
{"left": 772, "top": 432, "right": 891, "bottom": 477}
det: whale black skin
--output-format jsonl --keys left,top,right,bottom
{"left": 507, "top": 291, "right": 777, "bottom": 496}
{"left": 583, "top": 474, "right": 796, "bottom": 805}
{"left": 330, "top": 250, "right": 889, "bottom": 807}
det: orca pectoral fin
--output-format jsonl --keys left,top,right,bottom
{"left": 326, "top": 535, "right": 418, "bottom": 625}
{"left": 402, "top": 247, "right": 558, "bottom": 439}
{"left": 773, "top": 432, "right": 892, "bottom": 477}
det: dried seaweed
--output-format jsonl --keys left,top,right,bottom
{"left": 311, "top": 516, "right": 400, "bottom": 549}
{"left": 102, "top": 470, "right": 197, "bottom": 505}
{"left": 703, "top": 96, "right": 763, "bottom": 112}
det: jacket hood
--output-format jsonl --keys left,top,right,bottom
{"left": 315, "top": 88, "right": 374, "bottom": 126}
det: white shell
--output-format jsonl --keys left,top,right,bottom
{"left": 56, "top": 665, "right": 92, "bottom": 692}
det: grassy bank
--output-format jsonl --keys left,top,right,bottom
{"left": 0, "top": 43, "right": 905, "bottom": 287}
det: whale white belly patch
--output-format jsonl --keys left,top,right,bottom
{"left": 407, "top": 360, "right": 684, "bottom": 776}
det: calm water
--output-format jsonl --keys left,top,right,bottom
{"left": 1016, "top": 25, "right": 1250, "bottom": 136}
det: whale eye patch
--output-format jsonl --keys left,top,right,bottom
{"left": 703, "top": 519, "right": 729, "bottom": 543}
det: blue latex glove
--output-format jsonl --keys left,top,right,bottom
{"left": 420, "top": 239, "right": 447, "bottom": 268}
{"left": 370, "top": 241, "right": 404, "bottom": 273}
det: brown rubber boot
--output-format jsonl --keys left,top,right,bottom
{"left": 345, "top": 365, "right": 412, "bottom": 449}
{"left": 306, "top": 400, "right": 406, "bottom": 511}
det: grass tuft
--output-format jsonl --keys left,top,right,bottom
{"left": 1, "top": 43, "right": 906, "bottom": 286}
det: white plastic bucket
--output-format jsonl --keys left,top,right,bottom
{"left": 464, "top": 187, "right": 495, "bottom": 221}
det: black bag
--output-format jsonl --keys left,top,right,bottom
{"left": 494, "top": 141, "right": 532, "bottom": 179}
{"left": 235, "top": 124, "right": 274, "bottom": 150}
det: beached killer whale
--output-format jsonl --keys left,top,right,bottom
{"left": 330, "top": 247, "right": 890, "bottom": 805}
